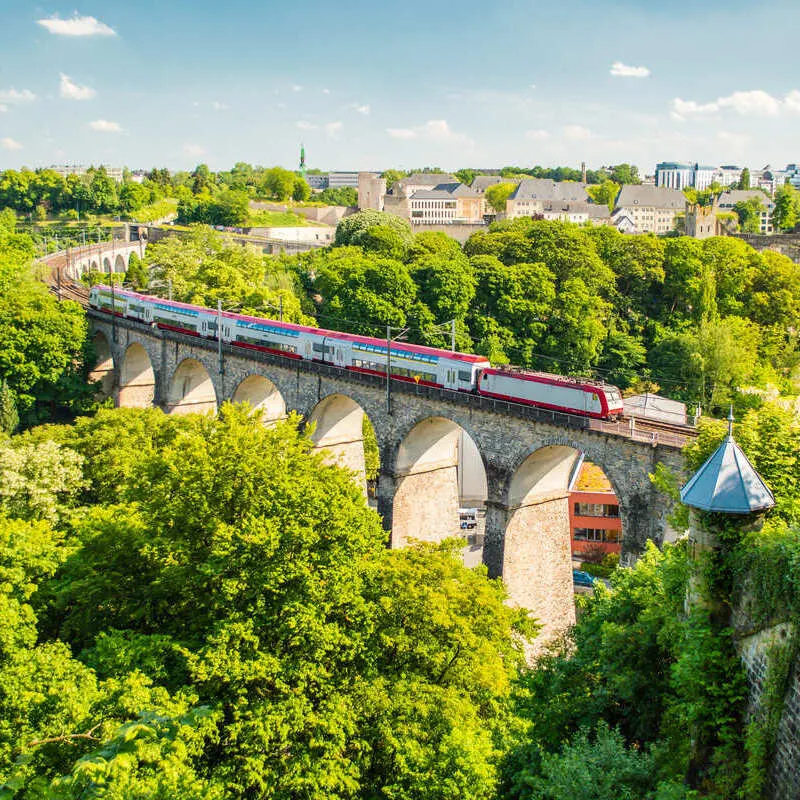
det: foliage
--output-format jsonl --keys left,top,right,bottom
{"left": 733, "top": 196, "right": 766, "bottom": 234}
{"left": 586, "top": 179, "right": 620, "bottom": 211}
{"left": 143, "top": 226, "right": 314, "bottom": 324}
{"left": 177, "top": 190, "right": 249, "bottom": 227}
{"left": 0, "top": 439, "right": 85, "bottom": 524}
{"left": 334, "top": 209, "right": 414, "bottom": 248}
{"left": 11, "top": 406, "right": 530, "bottom": 798}
{"left": 316, "top": 186, "right": 358, "bottom": 206}
{"left": 0, "top": 381, "right": 18, "bottom": 436}
{"left": 484, "top": 183, "right": 517, "bottom": 213}
{"left": 0, "top": 229, "right": 95, "bottom": 427}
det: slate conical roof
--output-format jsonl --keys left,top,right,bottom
{"left": 680, "top": 411, "right": 775, "bottom": 514}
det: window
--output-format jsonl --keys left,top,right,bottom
{"left": 574, "top": 528, "right": 620, "bottom": 543}
{"left": 574, "top": 503, "right": 619, "bottom": 518}
{"left": 458, "top": 370, "right": 472, "bottom": 382}
{"left": 312, "top": 343, "right": 334, "bottom": 354}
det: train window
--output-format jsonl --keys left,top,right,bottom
{"left": 458, "top": 370, "right": 472, "bottom": 382}
{"left": 312, "top": 343, "right": 334, "bottom": 354}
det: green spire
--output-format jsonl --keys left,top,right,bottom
{"left": 299, "top": 143, "right": 306, "bottom": 176}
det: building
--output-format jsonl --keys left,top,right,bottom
{"left": 327, "top": 171, "right": 363, "bottom": 189}
{"left": 357, "top": 172, "right": 387, "bottom": 211}
{"left": 684, "top": 204, "right": 733, "bottom": 239}
{"left": 391, "top": 172, "right": 458, "bottom": 198}
{"left": 47, "top": 164, "right": 125, "bottom": 183}
{"left": 784, "top": 164, "right": 800, "bottom": 190}
{"left": 408, "top": 182, "right": 483, "bottom": 224}
{"left": 713, "top": 165, "right": 743, "bottom": 187}
{"left": 612, "top": 185, "right": 686, "bottom": 234}
{"left": 569, "top": 461, "right": 622, "bottom": 558}
{"left": 470, "top": 175, "right": 512, "bottom": 194}
{"left": 537, "top": 200, "right": 610, "bottom": 225}
{"left": 305, "top": 174, "right": 328, "bottom": 190}
{"left": 655, "top": 162, "right": 694, "bottom": 189}
{"left": 624, "top": 393, "right": 689, "bottom": 425}
{"left": 717, "top": 190, "right": 774, "bottom": 234}
{"left": 505, "top": 178, "right": 591, "bottom": 219}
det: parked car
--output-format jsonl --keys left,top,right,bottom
{"left": 572, "top": 569, "right": 597, "bottom": 588}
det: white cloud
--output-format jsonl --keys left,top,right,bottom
{"left": 322, "top": 88, "right": 330, "bottom": 95}
{"left": 671, "top": 88, "right": 800, "bottom": 120}
{"left": 1, "top": 137, "right": 22, "bottom": 151}
{"left": 59, "top": 73, "right": 96, "bottom": 100}
{"left": 610, "top": 61, "right": 650, "bottom": 78}
{"left": 387, "top": 127, "right": 417, "bottom": 139}
{"left": 89, "top": 119, "right": 123, "bottom": 133}
{"left": 563, "top": 124, "right": 593, "bottom": 140}
{"left": 529, "top": 84, "right": 537, "bottom": 90}
{"left": 324, "top": 121, "right": 343, "bottom": 138}
{"left": 184, "top": 144, "right": 206, "bottom": 157}
{"left": 0, "top": 105, "right": 6, "bottom": 113}
{"left": 386, "top": 119, "right": 472, "bottom": 147}
{"left": 0, "top": 88, "right": 36, "bottom": 104}
{"left": 296, "top": 120, "right": 318, "bottom": 130}
{"left": 349, "top": 103, "right": 370, "bottom": 115}
{"left": 292, "top": 84, "right": 303, "bottom": 92}
{"left": 37, "top": 14, "right": 116, "bottom": 36}
{"left": 211, "top": 101, "right": 228, "bottom": 111}
{"left": 525, "top": 129, "right": 550, "bottom": 140}
{"left": 717, "top": 131, "right": 750, "bottom": 153}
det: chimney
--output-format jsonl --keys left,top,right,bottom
{"left": 581, "top": 161, "right": 587, "bottom": 183}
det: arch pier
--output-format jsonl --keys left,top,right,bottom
{"left": 90, "top": 312, "right": 683, "bottom": 647}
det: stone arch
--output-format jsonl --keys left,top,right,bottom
{"left": 497, "top": 443, "right": 622, "bottom": 644}
{"left": 231, "top": 374, "right": 286, "bottom": 425}
{"left": 103, "top": 256, "right": 112, "bottom": 273}
{"left": 88, "top": 330, "right": 115, "bottom": 399}
{"left": 306, "top": 393, "right": 376, "bottom": 494}
{"left": 118, "top": 342, "right": 156, "bottom": 408}
{"left": 167, "top": 357, "right": 218, "bottom": 415}
{"left": 114, "top": 253, "right": 126, "bottom": 273}
{"left": 391, "top": 416, "right": 487, "bottom": 551}
{"left": 90, "top": 260, "right": 99, "bottom": 272}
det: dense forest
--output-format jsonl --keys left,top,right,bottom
{"left": 2, "top": 203, "right": 800, "bottom": 797}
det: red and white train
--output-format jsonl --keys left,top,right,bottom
{"left": 89, "top": 285, "right": 625, "bottom": 419}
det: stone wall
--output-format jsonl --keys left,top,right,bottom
{"left": 737, "top": 623, "right": 800, "bottom": 799}
{"left": 735, "top": 232, "right": 800, "bottom": 263}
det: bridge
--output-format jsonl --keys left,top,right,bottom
{"left": 87, "top": 310, "right": 685, "bottom": 647}
{"left": 38, "top": 238, "right": 147, "bottom": 282}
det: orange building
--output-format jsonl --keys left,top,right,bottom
{"left": 569, "top": 461, "right": 622, "bottom": 557}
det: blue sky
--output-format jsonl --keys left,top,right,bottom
{"left": 1, "top": 0, "right": 799, "bottom": 173}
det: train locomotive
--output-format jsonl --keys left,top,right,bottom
{"left": 89, "top": 285, "right": 624, "bottom": 419}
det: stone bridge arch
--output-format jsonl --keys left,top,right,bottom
{"left": 231, "top": 374, "right": 286, "bottom": 425}
{"left": 102, "top": 256, "right": 112, "bottom": 273}
{"left": 118, "top": 343, "right": 157, "bottom": 408}
{"left": 88, "top": 330, "right": 115, "bottom": 399}
{"left": 306, "top": 393, "right": 377, "bottom": 494}
{"left": 389, "top": 415, "right": 487, "bottom": 549}
{"left": 90, "top": 260, "right": 99, "bottom": 272}
{"left": 167, "top": 357, "right": 218, "bottom": 415}
{"left": 114, "top": 253, "right": 126, "bottom": 273}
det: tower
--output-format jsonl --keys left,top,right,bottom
{"left": 299, "top": 143, "right": 306, "bottom": 176}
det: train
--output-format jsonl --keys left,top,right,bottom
{"left": 89, "top": 284, "right": 625, "bottom": 419}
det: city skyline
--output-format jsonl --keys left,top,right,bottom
{"left": 1, "top": 0, "right": 800, "bottom": 172}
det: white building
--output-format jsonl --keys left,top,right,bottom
{"left": 717, "top": 190, "right": 774, "bottom": 234}
{"left": 613, "top": 185, "right": 686, "bottom": 234}
{"left": 655, "top": 162, "right": 694, "bottom": 189}
{"left": 713, "top": 165, "right": 743, "bottom": 187}
{"left": 47, "top": 164, "right": 125, "bottom": 183}
{"left": 505, "top": 178, "right": 591, "bottom": 219}
{"left": 327, "top": 171, "right": 363, "bottom": 189}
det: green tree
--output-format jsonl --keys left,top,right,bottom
{"left": 316, "top": 186, "right": 358, "bottom": 206}
{"left": 292, "top": 177, "right": 311, "bottom": 202}
{"left": 0, "top": 380, "right": 18, "bottom": 436}
{"left": 380, "top": 169, "right": 405, "bottom": 190}
{"left": 772, "top": 184, "right": 798, "bottom": 231}
{"left": 0, "top": 439, "right": 85, "bottom": 524}
{"left": 334, "top": 209, "right": 413, "bottom": 248}
{"left": 484, "top": 182, "right": 517, "bottom": 213}
{"left": 609, "top": 163, "right": 641, "bottom": 185}
{"left": 260, "top": 167, "right": 296, "bottom": 201}
{"left": 125, "top": 251, "right": 149, "bottom": 290}
{"left": 586, "top": 179, "right": 620, "bottom": 211}
{"left": 454, "top": 168, "right": 477, "bottom": 186}
{"left": 738, "top": 168, "right": 751, "bottom": 190}
{"left": 734, "top": 195, "right": 766, "bottom": 234}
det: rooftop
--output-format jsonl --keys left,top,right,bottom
{"left": 680, "top": 415, "right": 775, "bottom": 514}
{"left": 717, "top": 189, "right": 775, "bottom": 209}
{"left": 616, "top": 185, "right": 686, "bottom": 210}
{"left": 509, "top": 178, "right": 590, "bottom": 203}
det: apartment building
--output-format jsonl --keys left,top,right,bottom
{"left": 612, "top": 185, "right": 686, "bottom": 234}
{"left": 505, "top": 178, "right": 591, "bottom": 219}
{"left": 569, "top": 461, "right": 622, "bottom": 558}
{"left": 717, "top": 189, "right": 774, "bottom": 233}
{"left": 408, "top": 182, "right": 483, "bottom": 224}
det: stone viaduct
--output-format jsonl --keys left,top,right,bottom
{"left": 38, "top": 239, "right": 147, "bottom": 281}
{"left": 88, "top": 311, "right": 684, "bottom": 645}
